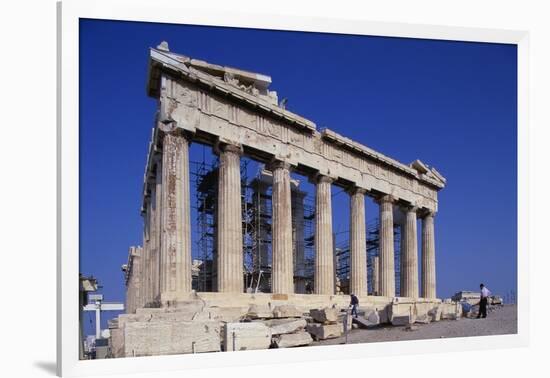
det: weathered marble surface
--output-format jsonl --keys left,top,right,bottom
{"left": 309, "top": 307, "right": 339, "bottom": 323}
{"left": 401, "top": 206, "right": 419, "bottom": 298}
{"left": 224, "top": 322, "right": 272, "bottom": 351}
{"left": 123, "top": 320, "right": 220, "bottom": 357}
{"left": 306, "top": 323, "right": 342, "bottom": 340}
{"left": 314, "top": 175, "right": 334, "bottom": 295}
{"left": 216, "top": 142, "right": 243, "bottom": 293}
{"left": 349, "top": 187, "right": 367, "bottom": 296}
{"left": 422, "top": 212, "right": 437, "bottom": 299}
{"left": 265, "top": 318, "right": 307, "bottom": 335}
{"left": 158, "top": 131, "right": 192, "bottom": 303}
{"left": 270, "top": 160, "right": 294, "bottom": 294}
{"left": 273, "top": 332, "right": 313, "bottom": 348}
{"left": 378, "top": 195, "right": 395, "bottom": 298}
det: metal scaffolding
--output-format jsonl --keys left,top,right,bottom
{"left": 190, "top": 148, "right": 404, "bottom": 296}
{"left": 191, "top": 153, "right": 316, "bottom": 293}
{"left": 336, "top": 219, "right": 402, "bottom": 296}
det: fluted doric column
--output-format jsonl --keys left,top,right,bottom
{"left": 371, "top": 255, "right": 379, "bottom": 296}
{"left": 216, "top": 142, "right": 243, "bottom": 293}
{"left": 140, "top": 205, "right": 150, "bottom": 307}
{"left": 377, "top": 195, "right": 395, "bottom": 297}
{"left": 292, "top": 190, "right": 306, "bottom": 293}
{"left": 125, "top": 246, "right": 142, "bottom": 314}
{"left": 153, "top": 161, "right": 162, "bottom": 302}
{"left": 252, "top": 180, "right": 269, "bottom": 273}
{"left": 349, "top": 187, "right": 367, "bottom": 296}
{"left": 314, "top": 175, "right": 334, "bottom": 295}
{"left": 270, "top": 160, "right": 294, "bottom": 294}
{"left": 401, "top": 206, "right": 419, "bottom": 298}
{"left": 144, "top": 199, "right": 153, "bottom": 305}
{"left": 159, "top": 130, "right": 192, "bottom": 302}
{"left": 421, "top": 211, "right": 436, "bottom": 299}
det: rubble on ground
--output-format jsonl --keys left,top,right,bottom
{"left": 272, "top": 304, "right": 303, "bottom": 318}
{"left": 307, "top": 323, "right": 342, "bottom": 340}
{"left": 263, "top": 318, "right": 307, "bottom": 335}
{"left": 273, "top": 331, "right": 313, "bottom": 348}
{"left": 224, "top": 322, "right": 272, "bottom": 351}
{"left": 109, "top": 296, "right": 467, "bottom": 357}
{"left": 310, "top": 308, "right": 339, "bottom": 323}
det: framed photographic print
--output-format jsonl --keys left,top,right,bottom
{"left": 58, "top": 1, "right": 528, "bottom": 376}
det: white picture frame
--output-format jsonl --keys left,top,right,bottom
{"left": 57, "top": 1, "right": 529, "bottom": 376}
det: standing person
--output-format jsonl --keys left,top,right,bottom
{"left": 350, "top": 293, "right": 359, "bottom": 318}
{"left": 477, "top": 283, "right": 491, "bottom": 319}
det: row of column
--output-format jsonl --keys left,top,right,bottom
{"left": 125, "top": 246, "right": 142, "bottom": 314}
{"left": 136, "top": 130, "right": 437, "bottom": 307}
{"left": 320, "top": 186, "right": 436, "bottom": 299}
{"left": 374, "top": 196, "right": 436, "bottom": 298}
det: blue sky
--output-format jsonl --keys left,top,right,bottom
{"left": 79, "top": 19, "right": 517, "bottom": 335}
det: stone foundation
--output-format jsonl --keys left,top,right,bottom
{"left": 109, "top": 292, "right": 452, "bottom": 358}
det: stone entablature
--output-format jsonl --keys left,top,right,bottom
{"left": 143, "top": 47, "right": 445, "bottom": 214}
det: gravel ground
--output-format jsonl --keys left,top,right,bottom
{"left": 312, "top": 304, "right": 517, "bottom": 346}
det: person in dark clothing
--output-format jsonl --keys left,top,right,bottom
{"left": 350, "top": 293, "right": 359, "bottom": 318}
{"left": 477, "top": 283, "right": 491, "bottom": 319}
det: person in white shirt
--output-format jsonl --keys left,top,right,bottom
{"left": 477, "top": 283, "right": 492, "bottom": 318}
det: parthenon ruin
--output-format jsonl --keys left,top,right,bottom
{"left": 111, "top": 42, "right": 448, "bottom": 357}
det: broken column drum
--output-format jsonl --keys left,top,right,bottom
{"left": 123, "top": 44, "right": 446, "bottom": 309}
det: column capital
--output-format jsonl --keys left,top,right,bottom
{"left": 158, "top": 124, "right": 194, "bottom": 142}
{"left": 346, "top": 185, "right": 367, "bottom": 196}
{"left": 420, "top": 208, "right": 436, "bottom": 219}
{"left": 214, "top": 139, "right": 243, "bottom": 156}
{"left": 267, "top": 158, "right": 293, "bottom": 172}
{"left": 312, "top": 173, "right": 335, "bottom": 185}
{"left": 400, "top": 204, "right": 419, "bottom": 214}
{"left": 375, "top": 194, "right": 396, "bottom": 205}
